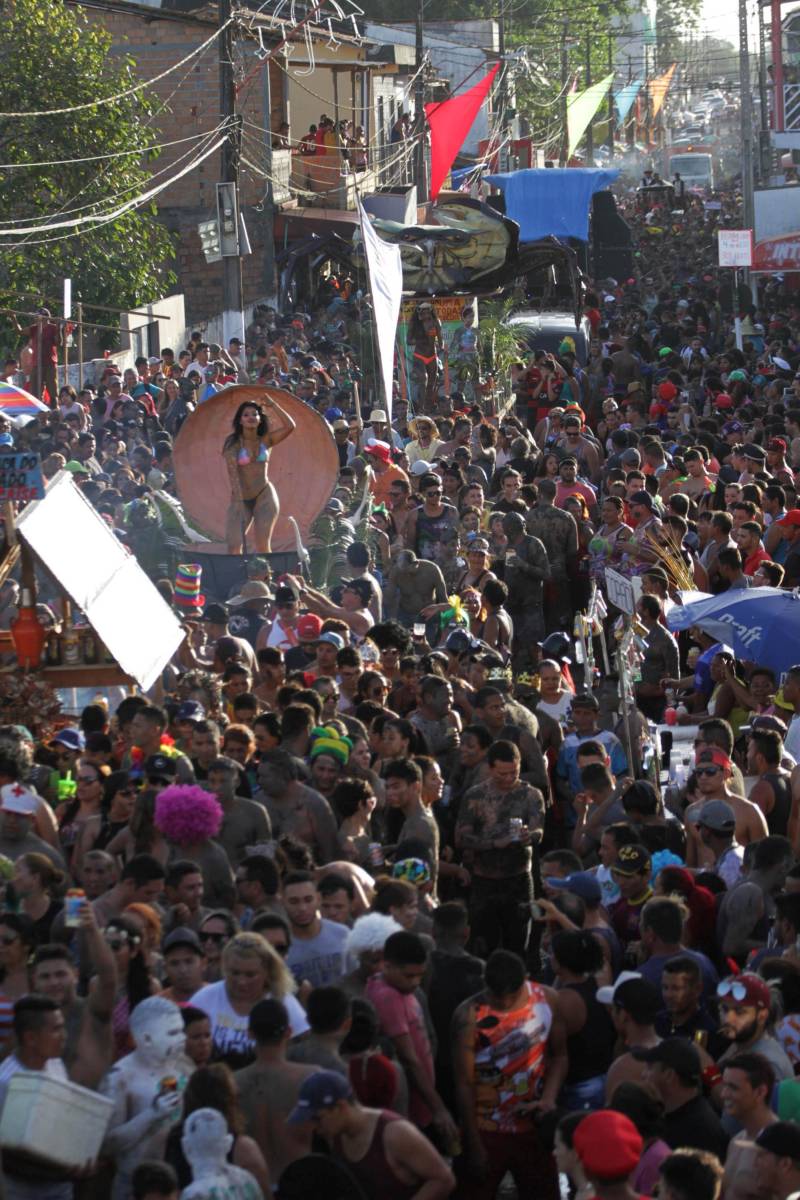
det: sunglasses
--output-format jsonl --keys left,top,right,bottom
{"left": 717, "top": 978, "right": 751, "bottom": 1003}
{"left": 77, "top": 775, "right": 100, "bottom": 785}
{"left": 117, "top": 786, "right": 138, "bottom": 797}
{"left": 425, "top": 489, "right": 442, "bottom": 498}
{"left": 200, "top": 931, "right": 226, "bottom": 945}
{"left": 695, "top": 766, "right": 722, "bottom": 777}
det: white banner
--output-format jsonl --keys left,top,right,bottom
{"left": 358, "top": 201, "right": 403, "bottom": 421}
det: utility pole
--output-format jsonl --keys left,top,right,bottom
{"left": 757, "top": 2, "right": 770, "bottom": 182}
{"left": 739, "top": 0, "right": 756, "bottom": 297}
{"left": 415, "top": 0, "right": 428, "bottom": 202}
{"left": 607, "top": 34, "right": 615, "bottom": 158}
{"left": 559, "top": 20, "right": 569, "bottom": 166}
{"left": 498, "top": 0, "right": 508, "bottom": 170}
{"left": 219, "top": 0, "right": 244, "bottom": 344}
{"left": 585, "top": 31, "right": 594, "bottom": 164}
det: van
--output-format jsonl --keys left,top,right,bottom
{"left": 504, "top": 310, "right": 593, "bottom": 365}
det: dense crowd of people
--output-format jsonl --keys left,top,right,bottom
{"left": 2, "top": 180, "right": 800, "bottom": 1200}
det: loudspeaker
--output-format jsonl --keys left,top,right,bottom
{"left": 188, "top": 551, "right": 299, "bottom": 603}
{"left": 591, "top": 191, "right": 634, "bottom": 282}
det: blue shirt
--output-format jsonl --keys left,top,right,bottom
{"left": 557, "top": 729, "right": 629, "bottom": 792}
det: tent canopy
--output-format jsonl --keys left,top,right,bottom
{"left": 484, "top": 167, "right": 620, "bottom": 243}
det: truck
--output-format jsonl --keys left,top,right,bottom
{"left": 665, "top": 150, "right": 715, "bottom": 190}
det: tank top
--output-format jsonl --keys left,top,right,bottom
{"left": 333, "top": 1110, "right": 418, "bottom": 1200}
{"left": 414, "top": 505, "right": 458, "bottom": 565}
{"left": 763, "top": 771, "right": 793, "bottom": 836}
{"left": 472, "top": 981, "right": 552, "bottom": 1133}
{"left": 562, "top": 978, "right": 616, "bottom": 1083}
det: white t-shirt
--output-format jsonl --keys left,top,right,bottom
{"left": 785, "top": 713, "right": 800, "bottom": 765}
{"left": 536, "top": 693, "right": 573, "bottom": 723}
{"left": 191, "top": 980, "right": 308, "bottom": 1061}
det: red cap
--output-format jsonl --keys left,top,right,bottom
{"left": 769, "top": 437, "right": 787, "bottom": 452}
{"left": 696, "top": 747, "right": 732, "bottom": 770}
{"left": 777, "top": 509, "right": 800, "bottom": 528}
{"left": 657, "top": 380, "right": 678, "bottom": 402}
{"left": 714, "top": 392, "right": 733, "bottom": 409}
{"left": 364, "top": 441, "right": 391, "bottom": 464}
{"left": 296, "top": 614, "right": 323, "bottom": 640}
{"left": 574, "top": 1112, "right": 642, "bottom": 1180}
{"left": 719, "top": 972, "right": 772, "bottom": 1010}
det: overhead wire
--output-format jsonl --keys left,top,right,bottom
{"left": 0, "top": 19, "right": 233, "bottom": 119}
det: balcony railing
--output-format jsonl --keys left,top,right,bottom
{"left": 285, "top": 138, "right": 415, "bottom": 209}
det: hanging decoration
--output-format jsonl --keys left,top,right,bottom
{"left": 567, "top": 73, "right": 615, "bottom": 156}
{"left": 648, "top": 64, "right": 677, "bottom": 119}
{"left": 425, "top": 64, "right": 500, "bottom": 200}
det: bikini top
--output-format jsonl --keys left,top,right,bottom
{"left": 237, "top": 441, "right": 269, "bottom": 466}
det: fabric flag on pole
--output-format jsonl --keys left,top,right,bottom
{"left": 614, "top": 79, "right": 643, "bottom": 124}
{"left": 648, "top": 64, "right": 677, "bottom": 119}
{"left": 567, "top": 73, "right": 614, "bottom": 156}
{"left": 425, "top": 63, "right": 499, "bottom": 200}
{"left": 357, "top": 200, "right": 403, "bottom": 422}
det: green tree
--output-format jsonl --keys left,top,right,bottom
{"left": 0, "top": 0, "right": 175, "bottom": 350}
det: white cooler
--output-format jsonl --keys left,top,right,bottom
{"left": 0, "top": 1072, "right": 113, "bottom": 1168}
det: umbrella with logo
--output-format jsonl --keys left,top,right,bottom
{"left": 0, "top": 381, "right": 49, "bottom": 418}
{"left": 667, "top": 587, "right": 800, "bottom": 675}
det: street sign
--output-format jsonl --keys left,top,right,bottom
{"left": 0, "top": 454, "right": 44, "bottom": 503}
{"left": 718, "top": 229, "right": 753, "bottom": 267}
{"left": 605, "top": 567, "right": 636, "bottom": 615}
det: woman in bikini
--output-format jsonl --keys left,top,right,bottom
{"left": 407, "top": 302, "right": 442, "bottom": 414}
{"left": 223, "top": 398, "right": 295, "bottom": 554}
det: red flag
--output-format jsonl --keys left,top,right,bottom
{"left": 425, "top": 63, "right": 500, "bottom": 200}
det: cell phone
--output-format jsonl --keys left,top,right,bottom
{"left": 531, "top": 902, "right": 544, "bottom": 920}
{"left": 413, "top": 623, "right": 425, "bottom": 639}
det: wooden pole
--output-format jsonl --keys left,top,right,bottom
{"left": 77, "top": 303, "right": 84, "bottom": 392}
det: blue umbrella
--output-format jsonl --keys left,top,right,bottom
{"left": 667, "top": 587, "right": 800, "bottom": 675}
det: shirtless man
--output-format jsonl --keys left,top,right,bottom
{"left": 256, "top": 749, "right": 339, "bottom": 864}
{"left": 29, "top": 899, "right": 116, "bottom": 1088}
{"left": 236, "top": 998, "right": 317, "bottom": 1182}
{"left": 684, "top": 749, "right": 767, "bottom": 869}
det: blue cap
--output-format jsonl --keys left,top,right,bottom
{"left": 51, "top": 727, "right": 85, "bottom": 753}
{"left": 324, "top": 407, "right": 344, "bottom": 422}
{"left": 287, "top": 1070, "right": 354, "bottom": 1123}
{"left": 0, "top": 434, "right": 14, "bottom": 447}
{"left": 546, "top": 871, "right": 602, "bottom": 904}
{"left": 176, "top": 700, "right": 206, "bottom": 722}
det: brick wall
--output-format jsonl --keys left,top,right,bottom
{"left": 71, "top": 1, "right": 284, "bottom": 322}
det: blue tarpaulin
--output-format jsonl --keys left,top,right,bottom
{"left": 484, "top": 167, "right": 620, "bottom": 243}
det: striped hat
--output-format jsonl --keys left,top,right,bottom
{"left": 174, "top": 563, "right": 205, "bottom": 610}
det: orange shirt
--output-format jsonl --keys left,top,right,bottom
{"left": 369, "top": 463, "right": 409, "bottom": 507}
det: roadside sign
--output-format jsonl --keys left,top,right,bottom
{"left": 0, "top": 454, "right": 44, "bottom": 503}
{"left": 605, "top": 568, "right": 636, "bottom": 615}
{"left": 718, "top": 229, "right": 753, "bottom": 267}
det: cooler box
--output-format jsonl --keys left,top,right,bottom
{"left": 0, "top": 1072, "right": 113, "bottom": 1167}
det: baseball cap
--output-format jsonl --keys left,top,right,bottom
{"left": 287, "top": 1070, "right": 354, "bottom": 1123}
{"left": 596, "top": 971, "right": 643, "bottom": 1005}
{"left": 202, "top": 602, "right": 229, "bottom": 624}
{"left": 755, "top": 1121, "right": 800, "bottom": 1160}
{"left": 228, "top": 581, "right": 272, "bottom": 607}
{"left": 51, "top": 728, "right": 85, "bottom": 753}
{"left": 364, "top": 441, "right": 391, "bottom": 465}
{"left": 717, "top": 972, "right": 771, "bottom": 1009}
{"left": 631, "top": 1037, "right": 702, "bottom": 1082}
{"left": 64, "top": 460, "right": 90, "bottom": 476}
{"left": 697, "top": 798, "right": 736, "bottom": 833}
{"left": 274, "top": 586, "right": 297, "bottom": 605}
{"left": 163, "top": 927, "right": 203, "bottom": 955}
{"left": 570, "top": 691, "right": 599, "bottom": 710}
{"left": 777, "top": 509, "right": 800, "bottom": 528}
{"left": 629, "top": 489, "right": 654, "bottom": 510}
{"left": 332, "top": 419, "right": 349, "bottom": 432}
{"left": 144, "top": 753, "right": 178, "bottom": 781}
{"left": 0, "top": 783, "right": 38, "bottom": 816}
{"left": 611, "top": 844, "right": 651, "bottom": 876}
{"left": 769, "top": 438, "right": 787, "bottom": 452}
{"left": 317, "top": 631, "right": 345, "bottom": 650}
{"left": 546, "top": 872, "right": 601, "bottom": 904}
{"left": 297, "top": 614, "right": 323, "bottom": 641}
{"left": 573, "top": 1111, "right": 642, "bottom": 1180}
{"left": 176, "top": 700, "right": 206, "bottom": 723}
{"left": 696, "top": 748, "right": 732, "bottom": 771}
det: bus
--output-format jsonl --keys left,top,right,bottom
{"left": 666, "top": 151, "right": 715, "bottom": 190}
